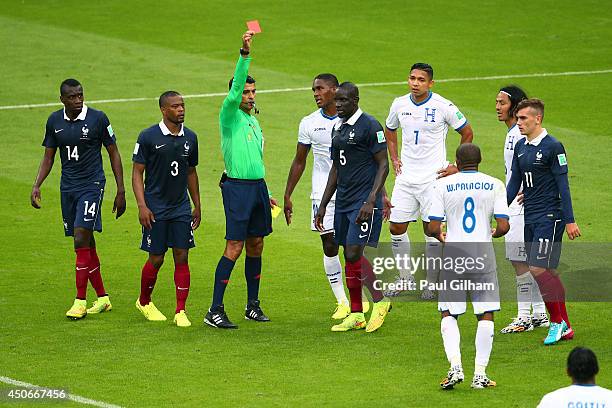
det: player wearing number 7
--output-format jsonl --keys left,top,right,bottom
{"left": 132, "top": 91, "right": 201, "bottom": 327}
{"left": 31, "top": 78, "right": 126, "bottom": 320}
{"left": 506, "top": 98, "right": 581, "bottom": 345}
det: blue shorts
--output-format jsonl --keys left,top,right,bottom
{"left": 222, "top": 178, "right": 272, "bottom": 241}
{"left": 140, "top": 219, "right": 194, "bottom": 254}
{"left": 524, "top": 219, "right": 564, "bottom": 269}
{"left": 60, "top": 187, "right": 104, "bottom": 236}
{"left": 334, "top": 208, "right": 382, "bottom": 247}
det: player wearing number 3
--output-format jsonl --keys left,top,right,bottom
{"left": 31, "top": 78, "right": 126, "bottom": 320}
{"left": 132, "top": 91, "right": 201, "bottom": 327}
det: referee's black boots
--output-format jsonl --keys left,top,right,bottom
{"left": 245, "top": 300, "right": 270, "bottom": 322}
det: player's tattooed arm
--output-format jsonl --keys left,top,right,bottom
{"left": 31, "top": 147, "right": 56, "bottom": 209}
{"left": 132, "top": 162, "right": 155, "bottom": 230}
{"left": 315, "top": 163, "right": 338, "bottom": 232}
{"left": 284, "top": 143, "right": 310, "bottom": 225}
{"left": 105, "top": 144, "right": 126, "bottom": 218}
{"left": 187, "top": 167, "right": 201, "bottom": 230}
{"left": 358, "top": 149, "right": 389, "bottom": 223}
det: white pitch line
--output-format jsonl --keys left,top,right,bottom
{"left": 1, "top": 68, "right": 610, "bottom": 111}
{"left": 0, "top": 375, "right": 123, "bottom": 408}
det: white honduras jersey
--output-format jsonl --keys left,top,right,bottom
{"left": 386, "top": 92, "right": 468, "bottom": 185}
{"left": 429, "top": 171, "right": 509, "bottom": 243}
{"left": 504, "top": 123, "right": 525, "bottom": 215}
{"left": 297, "top": 109, "right": 340, "bottom": 200}
{"left": 537, "top": 385, "right": 612, "bottom": 408}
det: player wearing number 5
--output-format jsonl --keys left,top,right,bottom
{"left": 315, "top": 82, "right": 391, "bottom": 333}
{"left": 507, "top": 98, "right": 581, "bottom": 345}
{"left": 132, "top": 91, "right": 201, "bottom": 327}
{"left": 31, "top": 79, "right": 126, "bottom": 320}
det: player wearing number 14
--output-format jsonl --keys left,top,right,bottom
{"left": 31, "top": 79, "right": 126, "bottom": 319}
{"left": 132, "top": 91, "right": 201, "bottom": 327}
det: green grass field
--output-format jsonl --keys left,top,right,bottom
{"left": 1, "top": 1, "right": 611, "bottom": 407}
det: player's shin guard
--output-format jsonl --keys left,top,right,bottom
{"left": 75, "top": 247, "right": 91, "bottom": 299}
{"left": 359, "top": 257, "right": 383, "bottom": 303}
{"left": 533, "top": 270, "right": 566, "bottom": 324}
{"left": 475, "top": 320, "right": 494, "bottom": 375}
{"left": 391, "top": 233, "right": 411, "bottom": 280}
{"left": 441, "top": 316, "right": 462, "bottom": 367}
{"left": 139, "top": 261, "right": 160, "bottom": 306}
{"left": 212, "top": 256, "right": 235, "bottom": 308}
{"left": 345, "top": 260, "right": 363, "bottom": 313}
{"left": 174, "top": 263, "right": 190, "bottom": 313}
{"left": 425, "top": 235, "right": 442, "bottom": 284}
{"left": 324, "top": 255, "right": 348, "bottom": 305}
{"left": 245, "top": 256, "right": 261, "bottom": 301}
{"left": 88, "top": 247, "right": 106, "bottom": 297}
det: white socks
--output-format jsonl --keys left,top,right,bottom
{"left": 425, "top": 235, "right": 442, "bottom": 284}
{"left": 441, "top": 316, "right": 462, "bottom": 367}
{"left": 323, "top": 255, "right": 348, "bottom": 305}
{"left": 516, "top": 272, "right": 546, "bottom": 316}
{"left": 516, "top": 273, "right": 532, "bottom": 317}
{"left": 475, "top": 320, "right": 494, "bottom": 375}
{"left": 391, "top": 233, "right": 411, "bottom": 280}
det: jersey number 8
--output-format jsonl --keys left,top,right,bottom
{"left": 462, "top": 197, "right": 476, "bottom": 233}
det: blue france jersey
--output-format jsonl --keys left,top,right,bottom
{"left": 42, "top": 105, "right": 116, "bottom": 192}
{"left": 133, "top": 122, "right": 198, "bottom": 221}
{"left": 510, "top": 130, "right": 570, "bottom": 224}
{"left": 331, "top": 109, "right": 387, "bottom": 212}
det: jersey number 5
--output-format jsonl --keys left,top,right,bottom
{"left": 339, "top": 150, "right": 346, "bottom": 166}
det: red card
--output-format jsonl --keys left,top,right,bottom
{"left": 246, "top": 20, "right": 262, "bottom": 34}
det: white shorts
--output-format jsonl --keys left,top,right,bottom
{"left": 311, "top": 199, "right": 335, "bottom": 234}
{"left": 437, "top": 272, "right": 500, "bottom": 316}
{"left": 389, "top": 180, "right": 436, "bottom": 223}
{"left": 505, "top": 212, "right": 527, "bottom": 262}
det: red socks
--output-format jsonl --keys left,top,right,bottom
{"left": 75, "top": 248, "right": 91, "bottom": 299}
{"left": 359, "top": 257, "right": 384, "bottom": 303}
{"left": 88, "top": 247, "right": 106, "bottom": 297}
{"left": 534, "top": 270, "right": 569, "bottom": 326}
{"left": 174, "top": 263, "right": 190, "bottom": 313}
{"left": 345, "top": 260, "right": 363, "bottom": 312}
{"left": 139, "top": 261, "right": 160, "bottom": 306}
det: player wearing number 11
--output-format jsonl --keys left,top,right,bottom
{"left": 132, "top": 91, "right": 201, "bottom": 327}
{"left": 31, "top": 78, "right": 126, "bottom": 320}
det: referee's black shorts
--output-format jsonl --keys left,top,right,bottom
{"left": 222, "top": 178, "right": 272, "bottom": 241}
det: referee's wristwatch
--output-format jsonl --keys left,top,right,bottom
{"left": 240, "top": 48, "right": 250, "bottom": 56}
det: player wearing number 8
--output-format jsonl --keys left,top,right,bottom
{"left": 132, "top": 91, "right": 201, "bottom": 327}
{"left": 31, "top": 78, "right": 126, "bottom": 319}
{"left": 506, "top": 98, "right": 581, "bottom": 345}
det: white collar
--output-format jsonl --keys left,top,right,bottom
{"left": 158, "top": 120, "right": 185, "bottom": 136}
{"left": 63, "top": 104, "right": 88, "bottom": 121}
{"left": 335, "top": 108, "right": 363, "bottom": 129}
{"left": 524, "top": 128, "right": 547, "bottom": 146}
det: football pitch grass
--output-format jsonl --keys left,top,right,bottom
{"left": 1, "top": 1, "right": 611, "bottom": 406}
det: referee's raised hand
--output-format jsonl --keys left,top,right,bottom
{"left": 242, "top": 31, "right": 254, "bottom": 53}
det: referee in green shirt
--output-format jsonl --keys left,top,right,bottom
{"left": 205, "top": 30, "right": 277, "bottom": 329}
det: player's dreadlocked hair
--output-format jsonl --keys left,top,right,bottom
{"left": 499, "top": 85, "right": 528, "bottom": 117}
